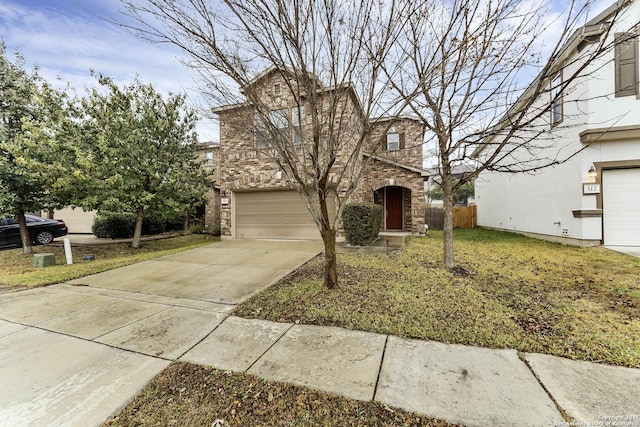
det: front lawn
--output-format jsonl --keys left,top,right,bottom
{"left": 0, "top": 234, "right": 219, "bottom": 289}
{"left": 235, "top": 228, "right": 640, "bottom": 368}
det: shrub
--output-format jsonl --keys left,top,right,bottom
{"left": 92, "top": 212, "right": 187, "bottom": 239}
{"left": 342, "top": 202, "right": 383, "bottom": 246}
{"left": 211, "top": 221, "right": 221, "bottom": 237}
{"left": 142, "top": 215, "right": 166, "bottom": 236}
{"left": 189, "top": 223, "right": 205, "bottom": 234}
{"left": 92, "top": 213, "right": 137, "bottom": 239}
{"left": 164, "top": 215, "right": 186, "bottom": 232}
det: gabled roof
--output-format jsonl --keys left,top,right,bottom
{"left": 426, "top": 164, "right": 476, "bottom": 178}
{"left": 240, "top": 65, "right": 322, "bottom": 94}
{"left": 212, "top": 66, "right": 367, "bottom": 122}
{"left": 472, "top": 0, "right": 632, "bottom": 157}
{"left": 370, "top": 115, "right": 423, "bottom": 124}
{"left": 364, "top": 153, "right": 430, "bottom": 177}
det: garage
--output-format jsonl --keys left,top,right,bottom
{"left": 52, "top": 208, "right": 97, "bottom": 234}
{"left": 234, "top": 190, "right": 335, "bottom": 240}
{"left": 602, "top": 168, "right": 640, "bottom": 246}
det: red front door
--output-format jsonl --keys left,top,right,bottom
{"left": 386, "top": 186, "right": 403, "bottom": 230}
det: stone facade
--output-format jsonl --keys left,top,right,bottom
{"left": 195, "top": 143, "right": 221, "bottom": 233}
{"left": 355, "top": 158, "right": 427, "bottom": 234}
{"left": 213, "top": 67, "right": 427, "bottom": 238}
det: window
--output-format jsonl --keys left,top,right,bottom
{"left": 292, "top": 106, "right": 305, "bottom": 144}
{"left": 205, "top": 152, "right": 214, "bottom": 165}
{"left": 550, "top": 73, "right": 563, "bottom": 125}
{"left": 254, "top": 114, "right": 269, "bottom": 148}
{"left": 387, "top": 133, "right": 400, "bottom": 150}
{"left": 615, "top": 33, "right": 638, "bottom": 97}
{"left": 254, "top": 109, "right": 289, "bottom": 148}
{"left": 270, "top": 108, "right": 289, "bottom": 141}
{"left": 386, "top": 130, "right": 404, "bottom": 151}
{"left": 273, "top": 83, "right": 281, "bottom": 96}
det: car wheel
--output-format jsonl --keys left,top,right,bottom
{"left": 35, "top": 231, "right": 54, "bottom": 245}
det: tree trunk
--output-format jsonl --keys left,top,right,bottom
{"left": 321, "top": 226, "right": 338, "bottom": 289}
{"left": 317, "top": 186, "right": 338, "bottom": 289}
{"left": 442, "top": 171, "right": 455, "bottom": 269}
{"left": 132, "top": 206, "right": 144, "bottom": 249}
{"left": 17, "top": 210, "right": 33, "bottom": 255}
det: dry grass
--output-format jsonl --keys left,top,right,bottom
{"left": 235, "top": 228, "right": 640, "bottom": 368}
{"left": 103, "top": 362, "right": 461, "bottom": 427}
{"left": 0, "top": 234, "right": 219, "bottom": 289}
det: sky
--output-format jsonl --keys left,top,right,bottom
{"left": 0, "top": 0, "right": 219, "bottom": 142}
{"left": 0, "top": 0, "right": 614, "bottom": 146}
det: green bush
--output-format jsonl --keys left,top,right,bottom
{"left": 142, "top": 216, "right": 166, "bottom": 236}
{"left": 189, "top": 223, "right": 205, "bottom": 234}
{"left": 342, "top": 202, "right": 383, "bottom": 246}
{"left": 92, "top": 212, "right": 186, "bottom": 239}
{"left": 211, "top": 221, "right": 221, "bottom": 237}
{"left": 92, "top": 213, "right": 137, "bottom": 239}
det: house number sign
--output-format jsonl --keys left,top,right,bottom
{"left": 583, "top": 183, "right": 600, "bottom": 195}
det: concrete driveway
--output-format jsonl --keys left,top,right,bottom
{"left": 0, "top": 239, "right": 322, "bottom": 426}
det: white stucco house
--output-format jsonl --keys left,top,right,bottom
{"left": 476, "top": 0, "right": 640, "bottom": 247}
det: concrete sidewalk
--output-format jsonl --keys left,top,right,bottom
{"left": 0, "top": 239, "right": 323, "bottom": 426}
{"left": 181, "top": 316, "right": 640, "bottom": 427}
{"left": 1, "top": 239, "right": 639, "bottom": 426}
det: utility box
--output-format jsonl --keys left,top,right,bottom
{"left": 33, "top": 253, "right": 56, "bottom": 268}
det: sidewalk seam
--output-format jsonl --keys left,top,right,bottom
{"left": 244, "top": 320, "right": 296, "bottom": 373}
{"left": 372, "top": 334, "right": 389, "bottom": 402}
{"left": 522, "top": 356, "right": 573, "bottom": 423}
{"left": 176, "top": 312, "right": 234, "bottom": 360}
{"left": 7, "top": 321, "right": 172, "bottom": 362}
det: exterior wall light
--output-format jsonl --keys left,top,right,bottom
{"left": 587, "top": 166, "right": 597, "bottom": 179}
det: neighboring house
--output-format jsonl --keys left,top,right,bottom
{"left": 48, "top": 207, "right": 96, "bottom": 234}
{"left": 425, "top": 165, "right": 477, "bottom": 206}
{"left": 213, "top": 67, "right": 428, "bottom": 240}
{"left": 194, "top": 142, "right": 221, "bottom": 232}
{"left": 476, "top": 0, "right": 640, "bottom": 246}
{"left": 49, "top": 144, "right": 219, "bottom": 235}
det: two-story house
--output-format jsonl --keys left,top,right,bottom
{"left": 213, "top": 67, "right": 428, "bottom": 241}
{"left": 476, "top": 0, "right": 640, "bottom": 247}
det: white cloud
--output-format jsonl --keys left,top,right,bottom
{"left": 0, "top": 0, "right": 218, "bottom": 142}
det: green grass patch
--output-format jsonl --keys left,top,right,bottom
{"left": 0, "top": 234, "right": 219, "bottom": 288}
{"left": 236, "top": 228, "right": 640, "bottom": 368}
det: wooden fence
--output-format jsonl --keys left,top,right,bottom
{"left": 425, "top": 207, "right": 444, "bottom": 230}
{"left": 424, "top": 205, "right": 477, "bottom": 230}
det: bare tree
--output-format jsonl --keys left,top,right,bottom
{"left": 385, "top": 0, "right": 627, "bottom": 269}
{"left": 121, "top": 0, "right": 404, "bottom": 288}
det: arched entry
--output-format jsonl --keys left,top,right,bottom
{"left": 374, "top": 186, "right": 411, "bottom": 231}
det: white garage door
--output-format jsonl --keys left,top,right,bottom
{"left": 234, "top": 190, "right": 335, "bottom": 240}
{"left": 602, "top": 168, "right": 640, "bottom": 246}
{"left": 53, "top": 208, "right": 97, "bottom": 234}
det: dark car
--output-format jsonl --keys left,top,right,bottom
{"left": 0, "top": 215, "right": 68, "bottom": 248}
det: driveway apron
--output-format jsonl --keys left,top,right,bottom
{"left": 0, "top": 239, "right": 322, "bottom": 427}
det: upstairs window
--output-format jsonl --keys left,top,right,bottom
{"left": 386, "top": 128, "right": 404, "bottom": 151}
{"left": 292, "top": 106, "right": 305, "bottom": 144}
{"left": 387, "top": 132, "right": 400, "bottom": 150}
{"left": 254, "top": 114, "right": 269, "bottom": 148}
{"left": 615, "top": 33, "right": 639, "bottom": 97}
{"left": 273, "top": 83, "right": 281, "bottom": 96}
{"left": 550, "top": 73, "right": 563, "bottom": 126}
{"left": 270, "top": 108, "right": 289, "bottom": 141}
{"left": 205, "top": 151, "right": 214, "bottom": 165}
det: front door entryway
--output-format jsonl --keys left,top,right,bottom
{"left": 385, "top": 186, "right": 403, "bottom": 230}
